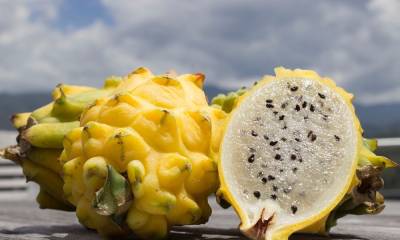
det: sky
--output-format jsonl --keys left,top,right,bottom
{"left": 0, "top": 0, "right": 399, "bottom": 105}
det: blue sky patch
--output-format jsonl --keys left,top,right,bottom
{"left": 53, "top": 0, "right": 113, "bottom": 30}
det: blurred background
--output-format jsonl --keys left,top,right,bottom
{"left": 0, "top": 0, "right": 399, "bottom": 197}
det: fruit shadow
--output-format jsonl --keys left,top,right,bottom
{"left": 170, "top": 227, "right": 369, "bottom": 240}
{"left": 0, "top": 225, "right": 369, "bottom": 240}
{"left": 290, "top": 233, "right": 370, "bottom": 240}
{"left": 0, "top": 225, "right": 243, "bottom": 240}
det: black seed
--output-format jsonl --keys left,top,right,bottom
{"left": 290, "top": 154, "right": 297, "bottom": 160}
{"left": 281, "top": 137, "right": 287, "bottom": 142}
{"left": 310, "top": 104, "right": 315, "bottom": 112}
{"left": 295, "top": 138, "right": 301, "bottom": 142}
{"left": 292, "top": 167, "right": 298, "bottom": 173}
{"left": 335, "top": 135, "right": 341, "bottom": 141}
{"left": 304, "top": 116, "right": 309, "bottom": 120}
{"left": 261, "top": 177, "right": 268, "bottom": 184}
{"left": 264, "top": 135, "right": 269, "bottom": 141}
{"left": 279, "top": 169, "right": 284, "bottom": 173}
{"left": 279, "top": 115, "right": 285, "bottom": 121}
{"left": 266, "top": 104, "right": 274, "bottom": 108}
{"left": 281, "top": 103, "right": 287, "bottom": 109}
{"left": 298, "top": 158, "right": 303, "bottom": 163}
{"left": 266, "top": 99, "right": 273, "bottom": 103}
{"left": 274, "top": 147, "right": 280, "bottom": 151}
{"left": 248, "top": 154, "right": 255, "bottom": 163}
{"left": 273, "top": 111, "right": 278, "bottom": 115}
{"left": 270, "top": 141, "right": 278, "bottom": 146}
{"left": 290, "top": 86, "right": 299, "bottom": 92}
{"left": 302, "top": 101, "right": 307, "bottom": 108}
{"left": 253, "top": 191, "right": 261, "bottom": 199}
{"left": 272, "top": 185, "right": 278, "bottom": 191}
{"left": 291, "top": 205, "right": 298, "bottom": 214}
{"left": 271, "top": 194, "right": 277, "bottom": 200}
{"left": 268, "top": 175, "right": 276, "bottom": 180}
{"left": 274, "top": 154, "right": 281, "bottom": 160}
{"left": 295, "top": 105, "right": 301, "bottom": 111}
{"left": 257, "top": 171, "right": 264, "bottom": 177}
{"left": 318, "top": 93, "right": 326, "bottom": 99}
{"left": 307, "top": 131, "right": 313, "bottom": 138}
{"left": 251, "top": 130, "right": 258, "bottom": 137}
{"left": 282, "top": 125, "right": 288, "bottom": 130}
{"left": 311, "top": 134, "right": 317, "bottom": 142}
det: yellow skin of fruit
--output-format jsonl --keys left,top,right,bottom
{"left": 36, "top": 187, "right": 74, "bottom": 211}
{"left": 217, "top": 67, "right": 396, "bottom": 240}
{"left": 60, "top": 67, "right": 226, "bottom": 239}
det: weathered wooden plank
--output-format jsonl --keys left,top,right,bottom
{"left": 0, "top": 131, "right": 17, "bottom": 148}
{"left": 0, "top": 131, "right": 399, "bottom": 239}
{"left": 0, "top": 167, "right": 23, "bottom": 178}
{"left": 0, "top": 199, "right": 399, "bottom": 240}
{"left": 0, "top": 160, "right": 17, "bottom": 166}
{"left": 0, "top": 179, "right": 27, "bottom": 190}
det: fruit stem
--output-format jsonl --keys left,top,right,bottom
{"left": 0, "top": 145, "right": 22, "bottom": 165}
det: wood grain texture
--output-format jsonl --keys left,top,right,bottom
{"left": 0, "top": 131, "right": 399, "bottom": 239}
{"left": 0, "top": 198, "right": 399, "bottom": 240}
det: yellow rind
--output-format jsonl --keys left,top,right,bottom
{"left": 36, "top": 187, "right": 74, "bottom": 211}
{"left": 27, "top": 148, "right": 63, "bottom": 175}
{"left": 11, "top": 112, "right": 31, "bottom": 129}
{"left": 22, "top": 159, "right": 67, "bottom": 204}
{"left": 52, "top": 84, "right": 96, "bottom": 100}
{"left": 61, "top": 67, "right": 226, "bottom": 239}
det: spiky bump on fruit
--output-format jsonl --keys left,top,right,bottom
{"left": 0, "top": 78, "right": 122, "bottom": 210}
{"left": 60, "top": 67, "right": 226, "bottom": 239}
{"left": 215, "top": 67, "right": 397, "bottom": 240}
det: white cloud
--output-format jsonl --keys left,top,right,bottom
{"left": 0, "top": 0, "right": 399, "bottom": 105}
{"left": 361, "top": 86, "right": 400, "bottom": 105}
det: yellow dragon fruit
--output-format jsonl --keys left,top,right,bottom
{"left": 213, "top": 67, "right": 396, "bottom": 240}
{"left": 59, "top": 67, "right": 226, "bottom": 238}
{"left": 0, "top": 66, "right": 395, "bottom": 240}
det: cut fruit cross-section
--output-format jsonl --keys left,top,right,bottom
{"left": 218, "top": 68, "right": 362, "bottom": 240}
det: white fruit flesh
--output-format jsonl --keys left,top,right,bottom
{"left": 220, "top": 77, "right": 358, "bottom": 238}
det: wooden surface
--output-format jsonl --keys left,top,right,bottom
{"left": 1, "top": 131, "right": 400, "bottom": 239}
{"left": 0, "top": 198, "right": 399, "bottom": 240}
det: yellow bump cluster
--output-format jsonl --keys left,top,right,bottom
{"left": 60, "top": 67, "right": 226, "bottom": 239}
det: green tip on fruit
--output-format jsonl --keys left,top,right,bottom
{"left": 23, "top": 122, "right": 80, "bottom": 149}
{"left": 93, "top": 165, "right": 133, "bottom": 221}
{"left": 211, "top": 87, "right": 247, "bottom": 113}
